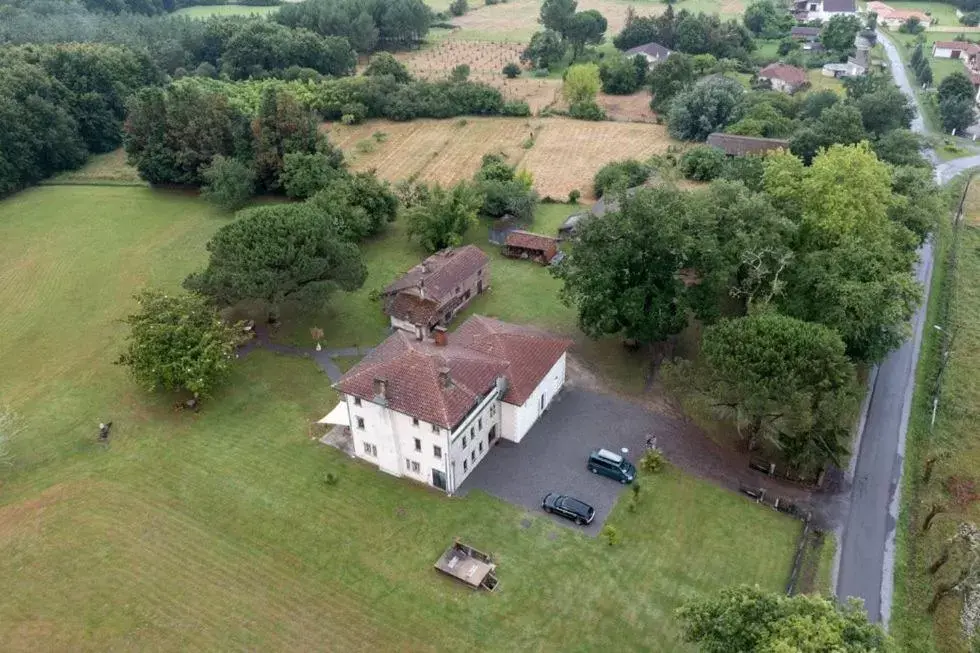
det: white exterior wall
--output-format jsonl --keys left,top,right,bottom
{"left": 766, "top": 77, "right": 794, "bottom": 93}
{"left": 445, "top": 389, "right": 501, "bottom": 493}
{"left": 500, "top": 353, "right": 567, "bottom": 444}
{"left": 933, "top": 46, "right": 955, "bottom": 59}
{"left": 344, "top": 393, "right": 451, "bottom": 489}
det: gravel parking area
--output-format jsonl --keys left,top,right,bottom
{"left": 457, "top": 388, "right": 662, "bottom": 535}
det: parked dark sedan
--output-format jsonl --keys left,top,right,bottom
{"left": 542, "top": 493, "right": 595, "bottom": 526}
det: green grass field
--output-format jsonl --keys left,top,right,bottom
{"left": 885, "top": 1, "right": 962, "bottom": 27}
{"left": 0, "top": 183, "right": 801, "bottom": 650}
{"left": 174, "top": 3, "right": 279, "bottom": 17}
{"left": 892, "top": 177, "right": 979, "bottom": 653}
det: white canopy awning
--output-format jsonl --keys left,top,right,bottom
{"left": 317, "top": 402, "right": 349, "bottom": 427}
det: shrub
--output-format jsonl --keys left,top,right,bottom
{"left": 569, "top": 100, "right": 606, "bottom": 121}
{"left": 592, "top": 159, "right": 651, "bottom": 197}
{"left": 323, "top": 471, "right": 340, "bottom": 486}
{"left": 639, "top": 449, "right": 666, "bottom": 473}
{"left": 281, "top": 152, "right": 344, "bottom": 199}
{"left": 600, "top": 524, "right": 620, "bottom": 546}
{"left": 503, "top": 62, "right": 522, "bottom": 78}
{"left": 200, "top": 155, "right": 255, "bottom": 211}
{"left": 450, "top": 64, "right": 471, "bottom": 82}
{"left": 533, "top": 68, "right": 550, "bottom": 78}
{"left": 961, "top": 11, "right": 980, "bottom": 26}
{"left": 679, "top": 145, "right": 727, "bottom": 181}
{"left": 501, "top": 100, "right": 532, "bottom": 116}
{"left": 449, "top": 0, "right": 468, "bottom": 15}
{"left": 340, "top": 102, "right": 368, "bottom": 124}
{"left": 568, "top": 188, "right": 581, "bottom": 203}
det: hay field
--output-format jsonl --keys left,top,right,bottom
{"left": 327, "top": 116, "right": 676, "bottom": 198}
{"left": 399, "top": 41, "right": 562, "bottom": 112}
{"left": 448, "top": 0, "right": 745, "bottom": 42}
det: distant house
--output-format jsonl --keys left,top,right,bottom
{"left": 933, "top": 41, "right": 980, "bottom": 61}
{"left": 867, "top": 1, "right": 931, "bottom": 28}
{"left": 794, "top": 0, "right": 855, "bottom": 21}
{"left": 503, "top": 231, "right": 560, "bottom": 265}
{"left": 790, "top": 26, "right": 821, "bottom": 41}
{"left": 624, "top": 42, "right": 673, "bottom": 64}
{"left": 705, "top": 133, "right": 790, "bottom": 156}
{"left": 382, "top": 245, "right": 490, "bottom": 340}
{"left": 758, "top": 63, "right": 808, "bottom": 93}
{"left": 330, "top": 316, "right": 573, "bottom": 493}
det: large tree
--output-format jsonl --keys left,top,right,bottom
{"left": 648, "top": 52, "right": 696, "bottom": 112}
{"left": 677, "top": 586, "right": 892, "bottom": 652}
{"left": 521, "top": 30, "right": 567, "bottom": 69}
{"left": 252, "top": 87, "right": 321, "bottom": 193}
{"left": 554, "top": 185, "right": 718, "bottom": 345}
{"left": 779, "top": 239, "right": 920, "bottom": 363}
{"left": 565, "top": 9, "right": 608, "bottom": 57}
{"left": 821, "top": 14, "right": 862, "bottom": 52}
{"left": 562, "top": 63, "right": 602, "bottom": 105}
{"left": 697, "top": 311, "right": 859, "bottom": 470}
{"left": 117, "top": 289, "right": 248, "bottom": 399}
{"left": 667, "top": 74, "right": 744, "bottom": 141}
{"left": 405, "top": 181, "right": 484, "bottom": 252}
{"left": 185, "top": 204, "right": 367, "bottom": 321}
{"left": 539, "top": 0, "right": 578, "bottom": 35}
{"left": 743, "top": 0, "right": 792, "bottom": 37}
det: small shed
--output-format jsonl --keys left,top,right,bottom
{"left": 705, "top": 133, "right": 790, "bottom": 157}
{"left": 434, "top": 540, "right": 499, "bottom": 591}
{"left": 503, "top": 230, "right": 559, "bottom": 265}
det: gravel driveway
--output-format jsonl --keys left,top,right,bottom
{"left": 457, "top": 388, "right": 659, "bottom": 535}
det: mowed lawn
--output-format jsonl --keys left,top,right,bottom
{"left": 0, "top": 185, "right": 800, "bottom": 651}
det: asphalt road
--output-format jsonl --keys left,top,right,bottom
{"left": 834, "top": 33, "right": 980, "bottom": 626}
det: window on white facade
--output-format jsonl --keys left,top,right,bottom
{"left": 431, "top": 424, "right": 439, "bottom": 434}
{"left": 470, "top": 426, "right": 475, "bottom": 438}
{"left": 470, "top": 450, "right": 475, "bottom": 463}
{"left": 414, "top": 438, "right": 421, "bottom": 452}
{"left": 478, "top": 418, "right": 482, "bottom": 430}
{"left": 410, "top": 460, "right": 420, "bottom": 473}
{"left": 356, "top": 416, "right": 365, "bottom": 430}
{"left": 433, "top": 445, "right": 442, "bottom": 458}
{"left": 463, "top": 459, "right": 468, "bottom": 472}
{"left": 462, "top": 435, "right": 467, "bottom": 448}
{"left": 412, "top": 417, "right": 419, "bottom": 427}
{"left": 363, "top": 442, "right": 376, "bottom": 457}
{"left": 479, "top": 441, "right": 484, "bottom": 453}
{"left": 354, "top": 397, "right": 361, "bottom": 406}
{"left": 490, "top": 404, "right": 495, "bottom": 417}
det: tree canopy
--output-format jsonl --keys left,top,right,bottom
{"left": 697, "top": 311, "right": 859, "bottom": 470}
{"left": 185, "top": 204, "right": 367, "bottom": 320}
{"left": 667, "top": 74, "right": 744, "bottom": 141}
{"left": 405, "top": 181, "right": 484, "bottom": 252}
{"left": 117, "top": 289, "right": 248, "bottom": 399}
{"left": 678, "top": 586, "right": 892, "bottom": 652}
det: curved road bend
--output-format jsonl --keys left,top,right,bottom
{"left": 834, "top": 33, "right": 980, "bottom": 626}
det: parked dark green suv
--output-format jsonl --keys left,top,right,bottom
{"left": 587, "top": 448, "right": 636, "bottom": 484}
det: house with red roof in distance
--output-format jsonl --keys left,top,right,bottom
{"left": 794, "top": 0, "right": 855, "bottom": 21}
{"left": 867, "top": 1, "right": 931, "bottom": 28}
{"left": 932, "top": 41, "right": 980, "bottom": 69}
{"left": 331, "top": 316, "right": 573, "bottom": 493}
{"left": 382, "top": 245, "right": 490, "bottom": 340}
{"left": 758, "top": 63, "right": 808, "bottom": 93}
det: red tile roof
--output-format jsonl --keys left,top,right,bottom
{"left": 386, "top": 292, "right": 440, "bottom": 325}
{"left": 505, "top": 230, "right": 558, "bottom": 253}
{"left": 384, "top": 245, "right": 489, "bottom": 303}
{"left": 935, "top": 41, "right": 980, "bottom": 55}
{"left": 336, "top": 316, "right": 572, "bottom": 429}
{"left": 758, "top": 63, "right": 808, "bottom": 86}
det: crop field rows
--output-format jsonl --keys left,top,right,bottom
{"left": 328, "top": 116, "right": 676, "bottom": 199}
{"left": 446, "top": 0, "right": 745, "bottom": 42}
{"left": 399, "top": 41, "right": 562, "bottom": 112}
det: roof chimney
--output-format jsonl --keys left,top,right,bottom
{"left": 433, "top": 327, "right": 448, "bottom": 347}
{"left": 438, "top": 367, "right": 452, "bottom": 389}
{"left": 373, "top": 377, "right": 388, "bottom": 403}
{"left": 417, "top": 278, "right": 425, "bottom": 300}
